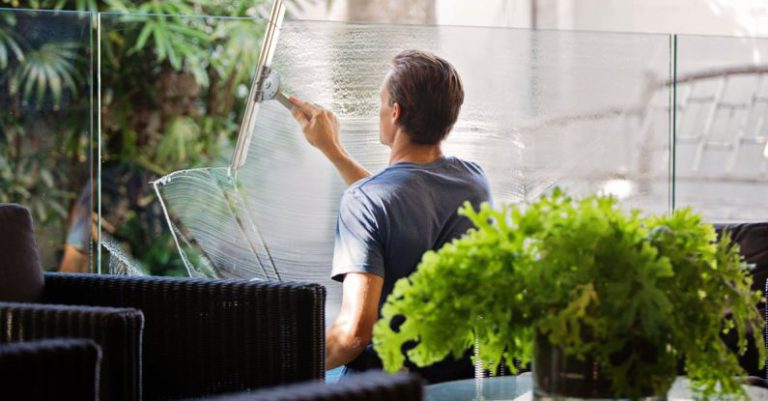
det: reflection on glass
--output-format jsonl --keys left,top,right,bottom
{"left": 0, "top": 9, "right": 92, "bottom": 271}
{"left": 154, "top": 21, "right": 672, "bottom": 325}
{"left": 674, "top": 35, "right": 768, "bottom": 222}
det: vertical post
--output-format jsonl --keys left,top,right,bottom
{"left": 670, "top": 34, "right": 678, "bottom": 213}
{"left": 96, "top": 11, "right": 102, "bottom": 274}
{"left": 474, "top": 335, "right": 483, "bottom": 378}
{"left": 474, "top": 334, "right": 484, "bottom": 398}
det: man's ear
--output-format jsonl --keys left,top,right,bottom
{"left": 392, "top": 102, "right": 400, "bottom": 124}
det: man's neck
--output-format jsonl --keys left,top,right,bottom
{"left": 388, "top": 130, "right": 443, "bottom": 166}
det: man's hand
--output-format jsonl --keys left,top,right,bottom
{"left": 288, "top": 95, "right": 372, "bottom": 186}
{"left": 289, "top": 96, "right": 342, "bottom": 159}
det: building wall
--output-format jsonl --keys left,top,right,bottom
{"left": 557, "top": 0, "right": 768, "bottom": 37}
{"left": 293, "top": 0, "right": 768, "bottom": 37}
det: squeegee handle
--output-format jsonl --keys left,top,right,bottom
{"left": 274, "top": 91, "right": 313, "bottom": 120}
{"left": 274, "top": 91, "right": 294, "bottom": 111}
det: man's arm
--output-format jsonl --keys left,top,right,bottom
{"left": 325, "top": 272, "right": 383, "bottom": 370}
{"left": 322, "top": 145, "right": 372, "bottom": 187}
{"left": 288, "top": 96, "right": 371, "bottom": 186}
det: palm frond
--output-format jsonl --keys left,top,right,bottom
{"left": 104, "top": 0, "right": 132, "bottom": 13}
{"left": 127, "top": 10, "right": 214, "bottom": 84}
{"left": 53, "top": 0, "right": 99, "bottom": 12}
{"left": 11, "top": 42, "right": 81, "bottom": 108}
{"left": 210, "top": 19, "right": 265, "bottom": 93}
{"left": 0, "top": 13, "right": 23, "bottom": 69}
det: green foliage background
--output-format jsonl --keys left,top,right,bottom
{"left": 374, "top": 190, "right": 764, "bottom": 399}
{"left": 0, "top": 0, "right": 308, "bottom": 274}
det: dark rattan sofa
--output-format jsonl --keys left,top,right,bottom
{"left": 191, "top": 371, "right": 424, "bottom": 401}
{"left": 0, "top": 338, "right": 101, "bottom": 401}
{"left": 0, "top": 204, "right": 326, "bottom": 400}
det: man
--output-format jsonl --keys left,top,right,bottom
{"left": 288, "top": 50, "right": 491, "bottom": 382}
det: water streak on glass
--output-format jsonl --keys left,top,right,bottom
{"left": 154, "top": 21, "right": 672, "bottom": 324}
{"left": 102, "top": 234, "right": 147, "bottom": 276}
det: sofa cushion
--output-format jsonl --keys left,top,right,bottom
{"left": 715, "top": 222, "right": 768, "bottom": 291}
{"left": 713, "top": 222, "right": 768, "bottom": 377}
{"left": 0, "top": 204, "right": 44, "bottom": 302}
{"left": 715, "top": 222, "right": 768, "bottom": 268}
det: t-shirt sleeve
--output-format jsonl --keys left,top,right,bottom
{"left": 331, "top": 189, "right": 386, "bottom": 282}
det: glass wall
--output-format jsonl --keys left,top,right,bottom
{"left": 673, "top": 34, "right": 768, "bottom": 222}
{"left": 152, "top": 20, "right": 673, "bottom": 324}
{"left": 0, "top": 9, "right": 93, "bottom": 272}
{"left": 97, "top": 13, "right": 266, "bottom": 275}
{"left": 4, "top": 8, "right": 766, "bottom": 300}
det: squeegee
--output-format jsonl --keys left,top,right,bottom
{"left": 230, "top": 0, "right": 293, "bottom": 173}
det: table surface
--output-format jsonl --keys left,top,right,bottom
{"left": 425, "top": 374, "right": 768, "bottom": 401}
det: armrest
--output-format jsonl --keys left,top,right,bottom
{"left": 0, "top": 301, "right": 143, "bottom": 401}
{"left": 44, "top": 273, "right": 326, "bottom": 399}
{"left": 194, "top": 372, "right": 425, "bottom": 401}
{"left": 0, "top": 339, "right": 101, "bottom": 401}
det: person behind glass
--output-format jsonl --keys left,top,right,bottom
{"left": 59, "top": 180, "right": 93, "bottom": 273}
{"left": 288, "top": 50, "right": 491, "bottom": 383}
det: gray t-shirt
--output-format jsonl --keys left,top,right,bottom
{"left": 331, "top": 155, "right": 492, "bottom": 306}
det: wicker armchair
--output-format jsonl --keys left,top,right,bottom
{"left": 1, "top": 276, "right": 325, "bottom": 400}
{"left": 0, "top": 338, "right": 101, "bottom": 401}
{"left": 192, "top": 372, "right": 424, "bottom": 401}
{"left": 0, "top": 203, "right": 327, "bottom": 400}
{"left": 0, "top": 300, "right": 144, "bottom": 400}
{"left": 43, "top": 273, "right": 326, "bottom": 400}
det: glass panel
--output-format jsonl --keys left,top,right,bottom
{"left": 97, "top": 13, "right": 266, "bottom": 275}
{"left": 152, "top": 21, "right": 672, "bottom": 324}
{"left": 674, "top": 34, "right": 768, "bottom": 222}
{"left": 0, "top": 9, "right": 93, "bottom": 272}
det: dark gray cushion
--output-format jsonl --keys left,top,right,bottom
{"left": 715, "top": 222, "right": 768, "bottom": 268}
{"left": 714, "top": 222, "right": 768, "bottom": 377}
{"left": 714, "top": 222, "right": 768, "bottom": 302}
{"left": 0, "top": 204, "right": 44, "bottom": 302}
{"left": 715, "top": 222, "right": 768, "bottom": 292}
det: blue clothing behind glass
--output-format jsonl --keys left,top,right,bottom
{"left": 331, "top": 156, "right": 491, "bottom": 383}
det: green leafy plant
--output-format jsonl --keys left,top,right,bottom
{"left": 374, "top": 189, "right": 764, "bottom": 399}
{"left": 0, "top": 1, "right": 269, "bottom": 270}
{"left": 0, "top": 0, "right": 321, "bottom": 272}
